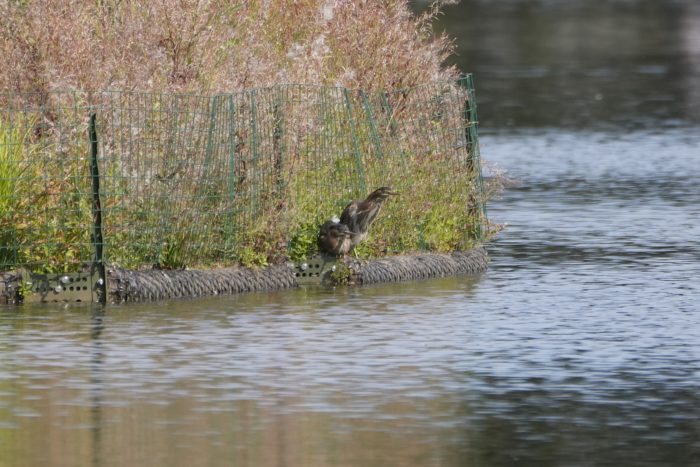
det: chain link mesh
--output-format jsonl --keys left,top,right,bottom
{"left": 0, "top": 76, "right": 486, "bottom": 274}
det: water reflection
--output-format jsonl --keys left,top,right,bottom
{"left": 89, "top": 310, "right": 105, "bottom": 467}
{"left": 1, "top": 281, "right": 488, "bottom": 466}
{"left": 435, "top": 0, "right": 700, "bottom": 129}
{"left": 682, "top": 1, "right": 700, "bottom": 121}
{"left": 2, "top": 231, "right": 699, "bottom": 466}
{"left": 483, "top": 130, "right": 700, "bottom": 270}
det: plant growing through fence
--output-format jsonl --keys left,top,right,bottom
{"left": 0, "top": 117, "right": 28, "bottom": 267}
{"left": 0, "top": 79, "right": 496, "bottom": 273}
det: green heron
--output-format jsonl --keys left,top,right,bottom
{"left": 339, "top": 186, "right": 398, "bottom": 253}
{"left": 317, "top": 219, "right": 354, "bottom": 257}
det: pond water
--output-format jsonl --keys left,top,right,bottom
{"left": 2, "top": 1, "right": 699, "bottom": 466}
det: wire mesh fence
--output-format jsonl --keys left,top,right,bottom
{"left": 0, "top": 76, "right": 486, "bottom": 274}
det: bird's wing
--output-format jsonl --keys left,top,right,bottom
{"left": 350, "top": 200, "right": 379, "bottom": 228}
{"left": 361, "top": 201, "right": 382, "bottom": 226}
{"left": 354, "top": 200, "right": 374, "bottom": 217}
{"left": 339, "top": 201, "right": 358, "bottom": 228}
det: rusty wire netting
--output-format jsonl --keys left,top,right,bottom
{"left": 0, "top": 75, "right": 486, "bottom": 274}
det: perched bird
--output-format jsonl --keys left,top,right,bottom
{"left": 339, "top": 186, "right": 398, "bottom": 253}
{"left": 317, "top": 220, "right": 353, "bottom": 257}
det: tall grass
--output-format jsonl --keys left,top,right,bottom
{"left": 88, "top": 81, "right": 492, "bottom": 269}
{"left": 0, "top": 118, "right": 27, "bottom": 267}
{"left": 0, "top": 0, "right": 459, "bottom": 95}
{"left": 0, "top": 112, "right": 93, "bottom": 273}
{"left": 0, "top": 119, "right": 25, "bottom": 211}
{"left": 0, "top": 81, "right": 495, "bottom": 272}
{"left": 0, "top": 1, "right": 501, "bottom": 273}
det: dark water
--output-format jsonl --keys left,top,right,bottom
{"left": 2, "top": 1, "right": 700, "bottom": 466}
{"left": 438, "top": 0, "right": 700, "bottom": 130}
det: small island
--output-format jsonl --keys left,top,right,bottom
{"left": 0, "top": 0, "right": 498, "bottom": 304}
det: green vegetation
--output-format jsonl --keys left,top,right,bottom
{"left": 287, "top": 221, "right": 323, "bottom": 263}
{"left": 0, "top": 82, "right": 497, "bottom": 272}
{"left": 0, "top": 1, "right": 500, "bottom": 274}
{"left": 329, "top": 262, "right": 353, "bottom": 286}
{"left": 0, "top": 115, "right": 93, "bottom": 273}
{"left": 0, "top": 118, "right": 25, "bottom": 267}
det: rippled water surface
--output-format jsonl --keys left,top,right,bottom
{"left": 2, "top": 1, "right": 700, "bottom": 466}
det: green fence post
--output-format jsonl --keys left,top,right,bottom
{"left": 463, "top": 74, "right": 487, "bottom": 241}
{"left": 89, "top": 112, "right": 106, "bottom": 303}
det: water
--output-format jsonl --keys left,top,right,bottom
{"left": 437, "top": 0, "right": 700, "bottom": 129}
{"left": 2, "top": 1, "right": 700, "bottom": 466}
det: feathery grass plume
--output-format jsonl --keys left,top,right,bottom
{"left": 0, "top": 0, "right": 459, "bottom": 94}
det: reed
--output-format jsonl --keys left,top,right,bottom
{"left": 0, "top": 0, "right": 458, "bottom": 95}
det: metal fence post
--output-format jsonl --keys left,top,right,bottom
{"left": 89, "top": 112, "right": 106, "bottom": 303}
{"left": 463, "top": 74, "right": 487, "bottom": 240}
